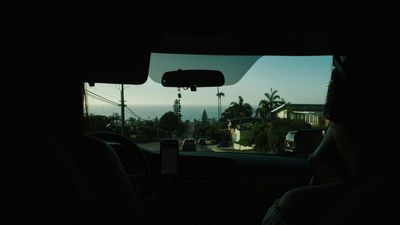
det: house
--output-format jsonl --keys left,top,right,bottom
{"left": 272, "top": 103, "right": 325, "bottom": 126}
{"left": 227, "top": 117, "right": 260, "bottom": 142}
{"left": 227, "top": 117, "right": 260, "bottom": 150}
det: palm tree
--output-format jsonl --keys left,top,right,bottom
{"left": 257, "top": 88, "right": 285, "bottom": 121}
{"left": 221, "top": 96, "right": 253, "bottom": 123}
{"left": 255, "top": 106, "right": 269, "bottom": 121}
{"left": 216, "top": 87, "right": 225, "bottom": 119}
{"left": 230, "top": 96, "right": 253, "bottom": 119}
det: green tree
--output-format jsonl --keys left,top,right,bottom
{"left": 193, "top": 119, "right": 230, "bottom": 144}
{"left": 83, "top": 114, "right": 113, "bottom": 133}
{"left": 201, "top": 109, "right": 209, "bottom": 123}
{"left": 110, "top": 113, "right": 120, "bottom": 124}
{"left": 222, "top": 95, "right": 253, "bottom": 120}
{"left": 134, "top": 119, "right": 157, "bottom": 142}
{"left": 158, "top": 111, "right": 185, "bottom": 137}
{"left": 173, "top": 99, "right": 182, "bottom": 120}
{"left": 252, "top": 123, "right": 269, "bottom": 152}
{"left": 126, "top": 117, "right": 136, "bottom": 126}
{"left": 159, "top": 111, "right": 179, "bottom": 136}
{"left": 257, "top": 88, "right": 285, "bottom": 121}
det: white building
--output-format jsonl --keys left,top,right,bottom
{"left": 272, "top": 103, "right": 325, "bottom": 126}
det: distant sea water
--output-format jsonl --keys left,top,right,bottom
{"left": 87, "top": 105, "right": 228, "bottom": 121}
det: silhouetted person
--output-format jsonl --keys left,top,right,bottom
{"left": 262, "top": 52, "right": 398, "bottom": 225}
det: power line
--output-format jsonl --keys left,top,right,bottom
{"left": 87, "top": 92, "right": 118, "bottom": 106}
{"left": 92, "top": 87, "right": 119, "bottom": 102}
{"left": 86, "top": 90, "right": 120, "bottom": 106}
{"left": 125, "top": 106, "right": 144, "bottom": 120}
{"left": 125, "top": 109, "right": 138, "bottom": 119}
{"left": 88, "top": 94, "right": 117, "bottom": 106}
{"left": 87, "top": 93, "right": 119, "bottom": 106}
{"left": 126, "top": 106, "right": 143, "bottom": 120}
{"left": 86, "top": 88, "right": 144, "bottom": 121}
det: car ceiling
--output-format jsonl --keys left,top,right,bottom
{"left": 88, "top": 11, "right": 353, "bottom": 55}
{"left": 22, "top": 9, "right": 362, "bottom": 85}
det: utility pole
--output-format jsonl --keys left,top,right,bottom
{"left": 217, "top": 88, "right": 225, "bottom": 120}
{"left": 217, "top": 87, "right": 221, "bottom": 119}
{"left": 217, "top": 87, "right": 219, "bottom": 119}
{"left": 155, "top": 116, "right": 158, "bottom": 139}
{"left": 120, "top": 84, "right": 126, "bottom": 136}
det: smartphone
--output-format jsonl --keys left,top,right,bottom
{"left": 160, "top": 139, "right": 179, "bottom": 175}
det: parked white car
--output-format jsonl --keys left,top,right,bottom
{"left": 182, "top": 138, "right": 196, "bottom": 151}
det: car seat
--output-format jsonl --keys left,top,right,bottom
{"left": 18, "top": 122, "right": 143, "bottom": 224}
{"left": 69, "top": 134, "right": 143, "bottom": 224}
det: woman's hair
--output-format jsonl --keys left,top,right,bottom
{"left": 324, "top": 67, "right": 351, "bottom": 124}
{"left": 326, "top": 53, "right": 394, "bottom": 176}
{"left": 324, "top": 55, "right": 361, "bottom": 127}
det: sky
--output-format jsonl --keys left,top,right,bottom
{"left": 86, "top": 55, "right": 332, "bottom": 112}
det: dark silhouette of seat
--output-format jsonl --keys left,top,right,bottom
{"left": 86, "top": 131, "right": 157, "bottom": 225}
{"left": 69, "top": 134, "right": 143, "bottom": 224}
{"left": 86, "top": 132, "right": 151, "bottom": 183}
{"left": 15, "top": 123, "right": 106, "bottom": 224}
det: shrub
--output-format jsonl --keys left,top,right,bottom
{"left": 254, "top": 131, "right": 268, "bottom": 152}
{"left": 238, "top": 137, "right": 253, "bottom": 147}
{"left": 267, "top": 119, "right": 311, "bottom": 152}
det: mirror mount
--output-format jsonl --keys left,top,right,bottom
{"left": 178, "top": 85, "right": 197, "bottom": 92}
{"left": 190, "top": 86, "right": 197, "bottom": 92}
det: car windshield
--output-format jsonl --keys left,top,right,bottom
{"left": 84, "top": 54, "right": 331, "bottom": 155}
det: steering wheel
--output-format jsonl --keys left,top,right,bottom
{"left": 86, "top": 132, "right": 151, "bottom": 192}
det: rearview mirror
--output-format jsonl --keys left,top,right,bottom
{"left": 161, "top": 70, "right": 225, "bottom": 90}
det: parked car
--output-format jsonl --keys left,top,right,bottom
{"left": 285, "top": 128, "right": 324, "bottom": 152}
{"left": 205, "top": 138, "right": 216, "bottom": 145}
{"left": 197, "top": 137, "right": 206, "bottom": 145}
{"left": 182, "top": 138, "right": 197, "bottom": 151}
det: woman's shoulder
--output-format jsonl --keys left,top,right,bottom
{"left": 262, "top": 199, "right": 289, "bottom": 225}
{"left": 277, "top": 182, "right": 348, "bottom": 224}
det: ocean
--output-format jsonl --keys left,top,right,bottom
{"left": 87, "top": 104, "right": 227, "bottom": 121}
